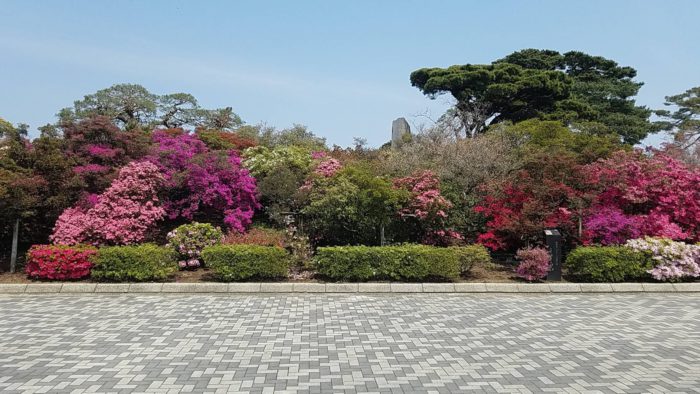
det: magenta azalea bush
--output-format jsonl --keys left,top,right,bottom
{"left": 515, "top": 246, "right": 551, "bottom": 281}
{"left": 166, "top": 222, "right": 223, "bottom": 269}
{"left": 625, "top": 237, "right": 700, "bottom": 281}
{"left": 51, "top": 161, "right": 165, "bottom": 246}
{"left": 147, "top": 131, "right": 259, "bottom": 232}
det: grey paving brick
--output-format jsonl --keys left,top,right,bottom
{"left": 548, "top": 283, "right": 581, "bottom": 293}
{"left": 389, "top": 283, "right": 422, "bottom": 293}
{"left": 672, "top": 283, "right": 700, "bottom": 292}
{"left": 485, "top": 283, "right": 519, "bottom": 292}
{"left": 517, "top": 283, "right": 551, "bottom": 293}
{"left": 580, "top": 283, "right": 613, "bottom": 292}
{"left": 128, "top": 283, "right": 163, "bottom": 293}
{"left": 642, "top": 283, "right": 676, "bottom": 292}
{"left": 25, "top": 283, "right": 63, "bottom": 293}
{"left": 94, "top": 283, "right": 130, "bottom": 293}
{"left": 228, "top": 283, "right": 262, "bottom": 292}
{"left": 260, "top": 283, "right": 293, "bottom": 292}
{"left": 325, "top": 283, "right": 358, "bottom": 293}
{"left": 358, "top": 283, "right": 391, "bottom": 293}
{"left": 0, "top": 293, "right": 697, "bottom": 393}
{"left": 161, "top": 283, "right": 228, "bottom": 293}
{"left": 453, "top": 283, "right": 488, "bottom": 292}
{"left": 0, "top": 284, "right": 27, "bottom": 293}
{"left": 292, "top": 283, "right": 326, "bottom": 293}
{"left": 610, "top": 283, "right": 644, "bottom": 292}
{"left": 421, "top": 283, "right": 455, "bottom": 293}
{"left": 59, "top": 283, "right": 96, "bottom": 293}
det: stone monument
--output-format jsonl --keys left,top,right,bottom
{"left": 391, "top": 117, "right": 411, "bottom": 149}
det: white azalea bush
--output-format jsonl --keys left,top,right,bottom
{"left": 625, "top": 237, "right": 700, "bottom": 281}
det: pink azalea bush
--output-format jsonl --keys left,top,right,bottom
{"left": 515, "top": 246, "right": 551, "bottom": 281}
{"left": 625, "top": 237, "right": 700, "bottom": 281}
{"left": 147, "top": 131, "right": 259, "bottom": 232}
{"left": 51, "top": 161, "right": 165, "bottom": 245}
{"left": 583, "top": 151, "right": 700, "bottom": 244}
{"left": 166, "top": 222, "right": 223, "bottom": 269}
{"left": 393, "top": 170, "right": 462, "bottom": 245}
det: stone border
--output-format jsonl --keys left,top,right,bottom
{"left": 0, "top": 282, "right": 698, "bottom": 294}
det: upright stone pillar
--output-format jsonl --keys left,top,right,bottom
{"left": 391, "top": 117, "right": 411, "bottom": 149}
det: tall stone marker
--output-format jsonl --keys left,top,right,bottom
{"left": 391, "top": 117, "right": 411, "bottom": 149}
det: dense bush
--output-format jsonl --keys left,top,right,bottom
{"left": 25, "top": 244, "right": 97, "bottom": 280}
{"left": 565, "top": 246, "right": 652, "bottom": 282}
{"left": 201, "top": 245, "right": 289, "bottom": 281}
{"left": 313, "top": 245, "right": 472, "bottom": 281}
{"left": 166, "top": 222, "right": 223, "bottom": 269}
{"left": 450, "top": 245, "right": 491, "bottom": 274}
{"left": 626, "top": 237, "right": 700, "bottom": 281}
{"left": 92, "top": 243, "right": 177, "bottom": 281}
{"left": 515, "top": 246, "right": 550, "bottom": 281}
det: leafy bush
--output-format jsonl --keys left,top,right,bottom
{"left": 25, "top": 245, "right": 97, "bottom": 280}
{"left": 313, "top": 245, "right": 472, "bottom": 281}
{"left": 565, "top": 246, "right": 652, "bottom": 282}
{"left": 625, "top": 237, "right": 700, "bottom": 281}
{"left": 166, "top": 222, "right": 223, "bottom": 269}
{"left": 515, "top": 246, "right": 550, "bottom": 281}
{"left": 223, "top": 227, "right": 286, "bottom": 248}
{"left": 92, "top": 244, "right": 177, "bottom": 281}
{"left": 450, "top": 245, "right": 491, "bottom": 274}
{"left": 201, "top": 245, "right": 289, "bottom": 281}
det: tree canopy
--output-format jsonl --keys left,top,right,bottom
{"left": 411, "top": 49, "right": 657, "bottom": 144}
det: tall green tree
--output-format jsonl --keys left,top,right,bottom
{"left": 657, "top": 86, "right": 700, "bottom": 149}
{"left": 411, "top": 49, "right": 657, "bottom": 144}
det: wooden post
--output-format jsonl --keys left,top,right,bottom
{"left": 10, "top": 218, "right": 19, "bottom": 273}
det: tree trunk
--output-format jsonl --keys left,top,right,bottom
{"left": 380, "top": 225, "right": 385, "bottom": 246}
{"left": 10, "top": 218, "right": 19, "bottom": 273}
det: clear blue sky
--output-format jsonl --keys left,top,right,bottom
{"left": 1, "top": 0, "right": 698, "bottom": 147}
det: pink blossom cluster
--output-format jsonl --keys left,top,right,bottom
{"left": 310, "top": 151, "right": 328, "bottom": 160}
{"left": 313, "top": 158, "right": 342, "bottom": 177}
{"left": 51, "top": 161, "right": 166, "bottom": 245}
{"left": 84, "top": 144, "right": 120, "bottom": 159}
{"left": 515, "top": 246, "right": 551, "bottom": 281}
{"left": 625, "top": 237, "right": 700, "bottom": 281}
{"left": 583, "top": 151, "right": 700, "bottom": 244}
{"left": 147, "top": 131, "right": 259, "bottom": 233}
{"left": 72, "top": 164, "right": 111, "bottom": 175}
{"left": 393, "top": 171, "right": 452, "bottom": 220}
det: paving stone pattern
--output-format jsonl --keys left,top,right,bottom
{"left": 0, "top": 294, "right": 699, "bottom": 393}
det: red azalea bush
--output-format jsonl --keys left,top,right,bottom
{"left": 25, "top": 245, "right": 97, "bottom": 280}
{"left": 582, "top": 151, "right": 700, "bottom": 244}
{"left": 515, "top": 246, "right": 551, "bottom": 281}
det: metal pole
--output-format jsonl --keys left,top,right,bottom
{"left": 10, "top": 218, "right": 19, "bottom": 273}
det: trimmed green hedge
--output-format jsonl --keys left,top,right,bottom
{"left": 313, "top": 244, "right": 487, "bottom": 281}
{"left": 201, "top": 245, "right": 289, "bottom": 281}
{"left": 565, "top": 246, "right": 653, "bottom": 282}
{"left": 450, "top": 245, "right": 491, "bottom": 274}
{"left": 92, "top": 244, "right": 177, "bottom": 282}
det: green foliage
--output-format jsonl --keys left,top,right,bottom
{"left": 657, "top": 86, "right": 700, "bottom": 158}
{"left": 450, "top": 245, "right": 491, "bottom": 274}
{"left": 564, "top": 246, "right": 652, "bottom": 282}
{"left": 313, "top": 245, "right": 473, "bottom": 281}
{"left": 411, "top": 49, "right": 657, "bottom": 144}
{"left": 92, "top": 244, "right": 178, "bottom": 281}
{"left": 243, "top": 146, "right": 313, "bottom": 178}
{"left": 302, "top": 165, "right": 407, "bottom": 246}
{"left": 166, "top": 222, "right": 223, "bottom": 268}
{"left": 201, "top": 245, "right": 289, "bottom": 281}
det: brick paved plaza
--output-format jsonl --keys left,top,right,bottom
{"left": 0, "top": 294, "right": 698, "bottom": 393}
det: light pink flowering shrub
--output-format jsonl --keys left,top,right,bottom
{"left": 166, "top": 222, "right": 223, "bottom": 269}
{"left": 313, "top": 158, "right": 342, "bottom": 177}
{"left": 625, "top": 237, "right": 700, "bottom": 281}
{"left": 51, "top": 161, "right": 165, "bottom": 246}
{"left": 515, "top": 246, "right": 551, "bottom": 281}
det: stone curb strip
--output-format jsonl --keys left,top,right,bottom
{"left": 1, "top": 282, "right": 699, "bottom": 294}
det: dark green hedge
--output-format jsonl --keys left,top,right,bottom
{"left": 201, "top": 245, "right": 289, "bottom": 281}
{"left": 92, "top": 244, "right": 177, "bottom": 282}
{"left": 565, "top": 246, "right": 652, "bottom": 282}
{"left": 313, "top": 244, "right": 487, "bottom": 281}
